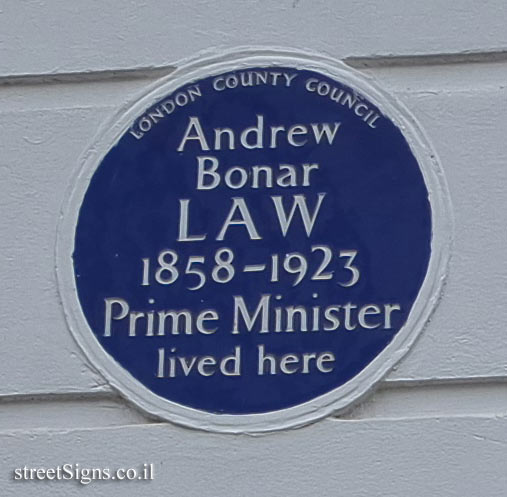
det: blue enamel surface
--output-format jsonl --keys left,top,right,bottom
{"left": 73, "top": 67, "right": 431, "bottom": 414}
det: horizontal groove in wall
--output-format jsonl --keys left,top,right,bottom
{"left": 0, "top": 394, "right": 155, "bottom": 432}
{"left": 0, "top": 49, "right": 507, "bottom": 87}
{"left": 340, "top": 380, "right": 507, "bottom": 421}
{"left": 1, "top": 380, "right": 507, "bottom": 432}
{"left": 0, "top": 66, "right": 176, "bottom": 87}
{"left": 344, "top": 49, "right": 507, "bottom": 68}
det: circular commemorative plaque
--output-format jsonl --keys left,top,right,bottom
{"left": 57, "top": 50, "right": 452, "bottom": 433}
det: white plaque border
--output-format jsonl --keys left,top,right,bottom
{"left": 56, "top": 49, "right": 453, "bottom": 433}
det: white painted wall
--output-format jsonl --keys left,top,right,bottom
{"left": 1, "top": 1, "right": 507, "bottom": 494}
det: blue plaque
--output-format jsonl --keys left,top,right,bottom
{"left": 57, "top": 51, "right": 451, "bottom": 432}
